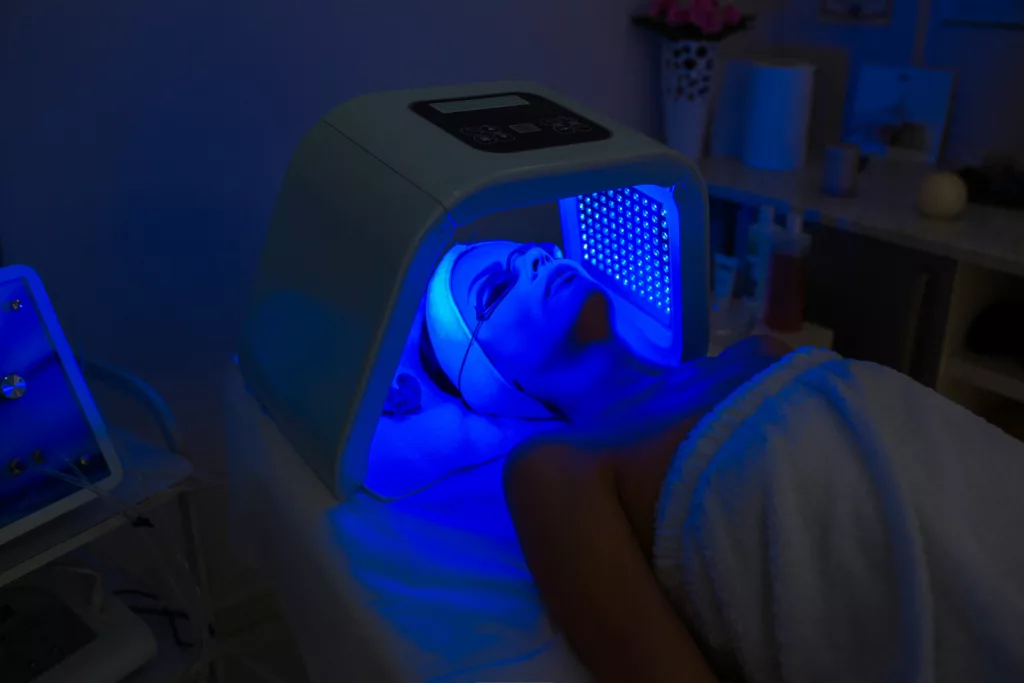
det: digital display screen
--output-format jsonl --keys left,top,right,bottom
{"left": 430, "top": 95, "right": 531, "bottom": 114}
{"left": 410, "top": 91, "right": 612, "bottom": 153}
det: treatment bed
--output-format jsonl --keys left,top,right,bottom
{"left": 225, "top": 357, "right": 591, "bottom": 683}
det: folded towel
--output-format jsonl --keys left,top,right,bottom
{"left": 654, "top": 348, "right": 1024, "bottom": 683}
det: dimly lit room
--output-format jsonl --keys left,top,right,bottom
{"left": 2, "top": 0, "right": 1023, "bottom": 681}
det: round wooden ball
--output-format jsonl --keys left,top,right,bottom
{"left": 917, "top": 171, "right": 968, "bottom": 219}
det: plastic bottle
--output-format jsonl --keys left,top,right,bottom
{"left": 712, "top": 253, "right": 739, "bottom": 305}
{"left": 709, "top": 253, "right": 752, "bottom": 352}
{"left": 765, "top": 211, "right": 812, "bottom": 332}
{"left": 733, "top": 205, "right": 759, "bottom": 300}
{"left": 744, "top": 205, "right": 781, "bottom": 321}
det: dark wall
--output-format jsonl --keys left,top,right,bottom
{"left": 0, "top": 0, "right": 661, "bottom": 466}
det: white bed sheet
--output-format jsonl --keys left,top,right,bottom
{"left": 225, "top": 362, "right": 591, "bottom": 683}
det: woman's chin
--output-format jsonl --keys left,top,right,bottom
{"left": 573, "top": 289, "right": 613, "bottom": 345}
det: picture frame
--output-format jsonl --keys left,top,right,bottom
{"left": 820, "top": 0, "right": 893, "bottom": 23}
{"left": 842, "top": 65, "right": 956, "bottom": 164}
{"left": 939, "top": 0, "right": 1024, "bottom": 28}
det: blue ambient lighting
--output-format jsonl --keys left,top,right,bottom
{"left": 577, "top": 187, "right": 672, "bottom": 321}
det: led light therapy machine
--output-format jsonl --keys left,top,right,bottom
{"left": 0, "top": 266, "right": 121, "bottom": 546}
{"left": 239, "top": 82, "right": 710, "bottom": 500}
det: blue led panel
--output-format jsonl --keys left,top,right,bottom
{"left": 575, "top": 188, "right": 672, "bottom": 323}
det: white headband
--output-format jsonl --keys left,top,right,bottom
{"left": 424, "top": 244, "right": 557, "bottom": 419}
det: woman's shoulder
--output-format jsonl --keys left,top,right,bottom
{"left": 512, "top": 337, "right": 795, "bottom": 453}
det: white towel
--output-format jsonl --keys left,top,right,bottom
{"left": 654, "top": 348, "right": 1024, "bottom": 683}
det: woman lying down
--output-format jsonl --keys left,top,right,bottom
{"left": 420, "top": 240, "right": 1024, "bottom": 683}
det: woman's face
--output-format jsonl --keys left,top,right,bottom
{"left": 450, "top": 241, "right": 613, "bottom": 394}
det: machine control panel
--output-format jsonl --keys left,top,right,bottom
{"left": 0, "top": 271, "right": 110, "bottom": 541}
{"left": 410, "top": 92, "right": 612, "bottom": 154}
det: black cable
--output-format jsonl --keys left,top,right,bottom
{"left": 131, "top": 606, "right": 190, "bottom": 620}
{"left": 116, "top": 589, "right": 199, "bottom": 648}
{"left": 127, "top": 607, "right": 195, "bottom": 648}
{"left": 114, "top": 589, "right": 161, "bottom": 600}
{"left": 130, "top": 515, "right": 155, "bottom": 528}
{"left": 115, "top": 589, "right": 217, "bottom": 639}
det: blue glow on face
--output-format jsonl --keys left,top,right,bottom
{"left": 577, "top": 187, "right": 672, "bottom": 320}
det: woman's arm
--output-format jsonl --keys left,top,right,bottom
{"left": 504, "top": 440, "right": 718, "bottom": 683}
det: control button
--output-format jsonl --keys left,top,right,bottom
{"left": 510, "top": 122, "right": 541, "bottom": 134}
{"left": 541, "top": 117, "right": 568, "bottom": 127}
{"left": 572, "top": 123, "right": 592, "bottom": 132}
{"left": 2, "top": 374, "right": 26, "bottom": 400}
{"left": 552, "top": 124, "right": 575, "bottom": 134}
{"left": 493, "top": 132, "right": 515, "bottom": 142}
{"left": 474, "top": 134, "right": 496, "bottom": 145}
{"left": 478, "top": 124, "right": 501, "bottom": 134}
{"left": 460, "top": 127, "right": 480, "bottom": 136}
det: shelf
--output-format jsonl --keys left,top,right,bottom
{"left": 708, "top": 321, "right": 835, "bottom": 357}
{"left": 699, "top": 156, "right": 1024, "bottom": 279}
{"left": 0, "top": 430, "right": 193, "bottom": 589}
{"left": 945, "top": 352, "right": 1024, "bottom": 405}
{"left": 753, "top": 322, "right": 835, "bottom": 352}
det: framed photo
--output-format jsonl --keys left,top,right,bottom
{"left": 939, "top": 0, "right": 1024, "bottom": 27}
{"left": 842, "top": 65, "right": 955, "bottom": 164}
{"left": 821, "top": 0, "right": 893, "bottom": 23}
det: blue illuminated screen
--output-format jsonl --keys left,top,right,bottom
{"left": 577, "top": 188, "right": 671, "bottom": 322}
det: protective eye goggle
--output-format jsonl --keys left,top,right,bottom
{"left": 473, "top": 242, "right": 564, "bottom": 322}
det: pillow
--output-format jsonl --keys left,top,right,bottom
{"left": 363, "top": 305, "right": 556, "bottom": 500}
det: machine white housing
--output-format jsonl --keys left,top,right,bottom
{"left": 239, "top": 81, "right": 710, "bottom": 500}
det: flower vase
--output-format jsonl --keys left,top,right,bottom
{"left": 662, "top": 39, "right": 717, "bottom": 159}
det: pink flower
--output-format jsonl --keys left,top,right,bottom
{"left": 702, "top": 10, "right": 725, "bottom": 33}
{"left": 665, "top": 3, "right": 692, "bottom": 25}
{"left": 691, "top": 0, "right": 720, "bottom": 13}
{"left": 722, "top": 4, "right": 742, "bottom": 24}
{"left": 688, "top": 5, "right": 711, "bottom": 31}
{"left": 648, "top": 0, "right": 674, "bottom": 16}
